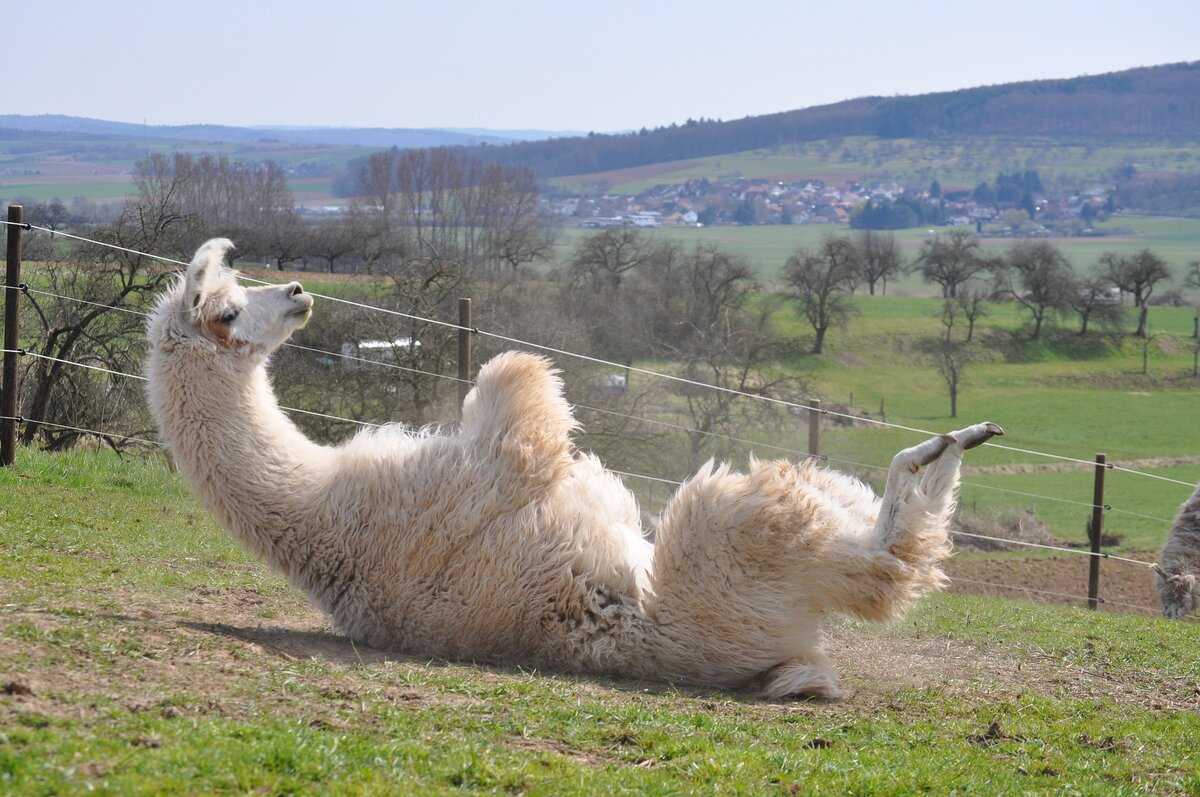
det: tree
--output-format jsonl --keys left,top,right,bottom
{"left": 784, "top": 235, "right": 860, "bottom": 354}
{"left": 1070, "top": 274, "right": 1124, "bottom": 336}
{"left": 308, "top": 222, "right": 358, "bottom": 274}
{"left": 1000, "top": 241, "right": 1075, "bottom": 340}
{"left": 1102, "top": 248, "right": 1171, "bottom": 338}
{"left": 566, "top": 227, "right": 648, "bottom": 296}
{"left": 28, "top": 199, "right": 69, "bottom": 233}
{"left": 924, "top": 302, "right": 974, "bottom": 419}
{"left": 853, "top": 230, "right": 904, "bottom": 296}
{"left": 953, "top": 283, "right": 990, "bottom": 343}
{"left": 17, "top": 199, "right": 183, "bottom": 450}
{"left": 915, "top": 229, "right": 989, "bottom": 298}
{"left": 1184, "top": 260, "right": 1200, "bottom": 339}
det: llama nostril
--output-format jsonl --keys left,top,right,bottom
{"left": 289, "top": 283, "right": 304, "bottom": 297}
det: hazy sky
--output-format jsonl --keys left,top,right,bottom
{"left": 24, "top": 1, "right": 1199, "bottom": 133}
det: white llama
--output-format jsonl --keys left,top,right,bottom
{"left": 1156, "top": 481, "right": 1200, "bottom": 619}
{"left": 145, "top": 238, "right": 1003, "bottom": 698}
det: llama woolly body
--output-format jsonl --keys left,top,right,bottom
{"left": 145, "top": 238, "right": 1002, "bottom": 698}
{"left": 1157, "top": 482, "right": 1200, "bottom": 619}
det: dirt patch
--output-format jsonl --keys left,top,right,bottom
{"left": 945, "top": 554, "right": 1166, "bottom": 615}
{"left": 2, "top": 573, "right": 1195, "bottom": 735}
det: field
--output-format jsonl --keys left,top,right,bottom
{"left": 5, "top": 224, "right": 1200, "bottom": 791}
{"left": 550, "top": 215, "right": 1200, "bottom": 285}
{"left": 0, "top": 135, "right": 368, "bottom": 205}
{"left": 551, "top": 136, "right": 1200, "bottom": 196}
{"left": 2, "top": 448, "right": 1198, "bottom": 794}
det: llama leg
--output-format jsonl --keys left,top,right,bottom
{"left": 873, "top": 422, "right": 1002, "bottom": 559}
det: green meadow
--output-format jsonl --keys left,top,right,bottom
{"left": 551, "top": 215, "right": 1200, "bottom": 285}
{"left": 553, "top": 135, "right": 1200, "bottom": 195}
{"left": 1, "top": 448, "right": 1198, "bottom": 794}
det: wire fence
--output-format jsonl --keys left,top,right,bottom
{"left": 2, "top": 219, "right": 1194, "bottom": 620}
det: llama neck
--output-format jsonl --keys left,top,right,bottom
{"left": 152, "top": 349, "right": 330, "bottom": 578}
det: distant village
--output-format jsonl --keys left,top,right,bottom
{"left": 545, "top": 174, "right": 1124, "bottom": 238}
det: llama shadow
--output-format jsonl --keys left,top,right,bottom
{"left": 176, "top": 617, "right": 805, "bottom": 704}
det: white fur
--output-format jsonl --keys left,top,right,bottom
{"left": 145, "top": 238, "right": 1001, "bottom": 698}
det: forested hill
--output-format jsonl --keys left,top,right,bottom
{"left": 459, "top": 61, "right": 1200, "bottom": 178}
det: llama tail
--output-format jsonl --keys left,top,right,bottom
{"left": 460, "top": 351, "right": 578, "bottom": 472}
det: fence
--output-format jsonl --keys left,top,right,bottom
{"left": 1, "top": 215, "right": 1193, "bottom": 620}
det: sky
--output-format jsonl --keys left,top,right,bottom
{"left": 22, "top": 1, "right": 1200, "bottom": 134}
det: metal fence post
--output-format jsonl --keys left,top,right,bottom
{"left": 457, "top": 298, "right": 473, "bottom": 416}
{"left": 2, "top": 205, "right": 23, "bottom": 467}
{"left": 1087, "top": 453, "right": 1107, "bottom": 610}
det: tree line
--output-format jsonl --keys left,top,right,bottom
{"left": 8, "top": 151, "right": 1195, "bottom": 476}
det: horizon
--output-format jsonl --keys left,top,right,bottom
{"left": 15, "top": 1, "right": 1200, "bottom": 132}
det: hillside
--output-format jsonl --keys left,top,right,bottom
{"left": 457, "top": 62, "right": 1200, "bottom": 179}
{"left": 0, "top": 114, "right": 522, "bottom": 149}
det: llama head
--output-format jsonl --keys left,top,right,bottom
{"left": 151, "top": 238, "right": 313, "bottom": 365}
{"left": 1154, "top": 565, "right": 1199, "bottom": 620}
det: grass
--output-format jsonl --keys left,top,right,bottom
{"left": 1, "top": 447, "right": 1197, "bottom": 794}
{"left": 550, "top": 215, "right": 1200, "bottom": 284}
{"left": 552, "top": 135, "right": 1200, "bottom": 195}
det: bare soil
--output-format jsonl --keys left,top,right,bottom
{"left": 946, "top": 554, "right": 1176, "bottom": 618}
{"left": 2, "top": 568, "right": 1195, "bottom": 736}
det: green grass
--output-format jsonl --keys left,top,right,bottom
{"left": 553, "top": 135, "right": 1200, "bottom": 195}
{"left": 550, "top": 215, "right": 1200, "bottom": 285}
{"left": 2, "top": 448, "right": 1197, "bottom": 794}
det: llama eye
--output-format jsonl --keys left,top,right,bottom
{"left": 220, "top": 311, "right": 239, "bottom": 324}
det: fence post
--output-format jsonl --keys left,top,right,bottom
{"left": 2, "top": 205, "right": 23, "bottom": 467}
{"left": 457, "top": 297, "right": 473, "bottom": 416}
{"left": 807, "top": 398, "right": 821, "bottom": 459}
{"left": 1087, "top": 452, "right": 1107, "bottom": 610}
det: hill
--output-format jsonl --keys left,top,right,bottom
{"left": 0, "top": 114, "right": 533, "bottom": 149}
{"left": 456, "top": 62, "right": 1200, "bottom": 179}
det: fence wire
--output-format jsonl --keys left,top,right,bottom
{"left": 2, "top": 221, "right": 1195, "bottom": 619}
{"left": 6, "top": 218, "right": 1197, "bottom": 491}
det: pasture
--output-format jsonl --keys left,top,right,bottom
{"left": 551, "top": 135, "right": 1200, "bottom": 195}
{"left": 4, "top": 227, "right": 1200, "bottom": 792}
{"left": 550, "top": 215, "right": 1200, "bottom": 285}
{"left": 2, "top": 448, "right": 1197, "bottom": 794}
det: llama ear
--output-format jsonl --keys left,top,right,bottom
{"left": 182, "top": 238, "right": 236, "bottom": 317}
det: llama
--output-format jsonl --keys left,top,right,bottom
{"left": 145, "top": 238, "right": 1003, "bottom": 698}
{"left": 1155, "top": 482, "right": 1200, "bottom": 619}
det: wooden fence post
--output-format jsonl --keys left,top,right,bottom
{"left": 1, "top": 205, "right": 23, "bottom": 467}
{"left": 807, "top": 398, "right": 821, "bottom": 459}
{"left": 1087, "top": 453, "right": 1107, "bottom": 610}
{"left": 457, "top": 298, "right": 473, "bottom": 416}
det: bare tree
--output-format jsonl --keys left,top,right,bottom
{"left": 308, "top": 221, "right": 358, "bottom": 274}
{"left": 784, "top": 234, "right": 859, "bottom": 354}
{"left": 915, "top": 229, "right": 990, "bottom": 298}
{"left": 18, "top": 200, "right": 183, "bottom": 450}
{"left": 953, "top": 282, "right": 991, "bottom": 343}
{"left": 1102, "top": 249, "right": 1172, "bottom": 338}
{"left": 921, "top": 302, "right": 972, "bottom": 419}
{"left": 1000, "top": 241, "right": 1075, "bottom": 340}
{"left": 359, "top": 147, "right": 547, "bottom": 277}
{"left": 567, "top": 228, "right": 649, "bottom": 296}
{"left": 853, "top": 230, "right": 904, "bottom": 296}
{"left": 1070, "top": 274, "right": 1124, "bottom": 336}
{"left": 931, "top": 339, "right": 972, "bottom": 419}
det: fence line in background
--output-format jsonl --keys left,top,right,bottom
{"left": 0, "top": 346, "right": 1179, "bottom": 532}
{"left": 7, "top": 219, "right": 1196, "bottom": 490}
{"left": 2, "top": 220, "right": 1193, "bottom": 618}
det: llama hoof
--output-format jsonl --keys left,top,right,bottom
{"left": 949, "top": 422, "right": 1004, "bottom": 451}
{"left": 760, "top": 661, "right": 842, "bottom": 700}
